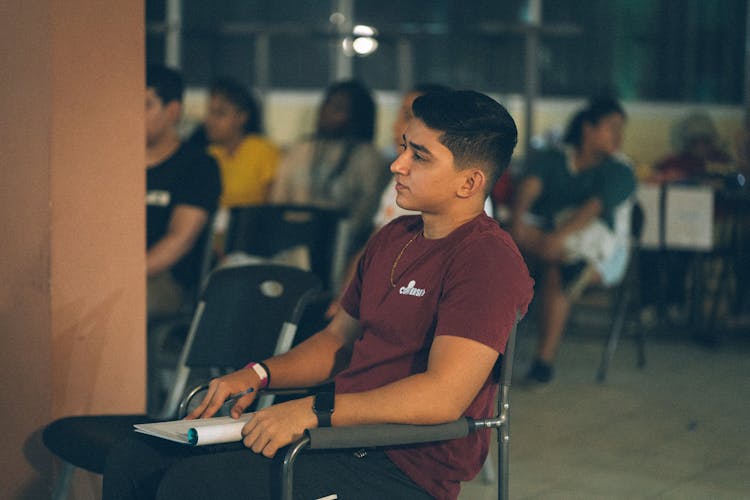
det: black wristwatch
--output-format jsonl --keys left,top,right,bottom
{"left": 313, "top": 383, "right": 335, "bottom": 428}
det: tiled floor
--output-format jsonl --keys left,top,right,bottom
{"left": 460, "top": 314, "right": 750, "bottom": 499}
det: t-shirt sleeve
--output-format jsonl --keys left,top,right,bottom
{"left": 592, "top": 160, "right": 637, "bottom": 213}
{"left": 521, "top": 149, "right": 555, "bottom": 181}
{"left": 173, "top": 152, "right": 221, "bottom": 213}
{"left": 434, "top": 236, "right": 533, "bottom": 353}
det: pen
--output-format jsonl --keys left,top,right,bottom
{"left": 223, "top": 387, "right": 255, "bottom": 407}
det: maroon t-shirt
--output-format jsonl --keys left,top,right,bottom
{"left": 338, "top": 213, "right": 533, "bottom": 499}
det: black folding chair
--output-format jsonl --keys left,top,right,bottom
{"left": 147, "top": 211, "right": 222, "bottom": 413}
{"left": 42, "top": 264, "right": 322, "bottom": 500}
{"left": 224, "top": 204, "right": 346, "bottom": 290}
{"left": 596, "top": 201, "right": 647, "bottom": 382}
{"left": 278, "top": 316, "right": 521, "bottom": 500}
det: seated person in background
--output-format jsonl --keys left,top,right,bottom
{"left": 270, "top": 80, "right": 389, "bottom": 268}
{"left": 649, "top": 111, "right": 732, "bottom": 184}
{"left": 639, "top": 111, "right": 732, "bottom": 327}
{"left": 510, "top": 97, "right": 635, "bottom": 385}
{"left": 103, "top": 90, "right": 533, "bottom": 500}
{"left": 205, "top": 78, "right": 280, "bottom": 207}
{"left": 146, "top": 65, "right": 221, "bottom": 319}
{"left": 204, "top": 78, "right": 280, "bottom": 255}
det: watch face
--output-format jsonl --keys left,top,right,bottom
{"left": 315, "top": 392, "right": 335, "bottom": 413}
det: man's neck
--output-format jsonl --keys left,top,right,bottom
{"left": 420, "top": 203, "right": 484, "bottom": 239}
{"left": 147, "top": 134, "right": 181, "bottom": 168}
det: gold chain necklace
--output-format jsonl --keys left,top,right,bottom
{"left": 390, "top": 231, "right": 421, "bottom": 287}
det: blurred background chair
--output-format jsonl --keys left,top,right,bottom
{"left": 595, "top": 201, "right": 646, "bottom": 381}
{"left": 146, "top": 212, "right": 222, "bottom": 412}
{"left": 566, "top": 200, "right": 646, "bottom": 382}
{"left": 223, "top": 204, "right": 347, "bottom": 291}
{"left": 43, "top": 263, "right": 322, "bottom": 500}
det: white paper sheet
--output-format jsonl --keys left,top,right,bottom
{"left": 664, "top": 185, "right": 714, "bottom": 251}
{"left": 134, "top": 414, "right": 254, "bottom": 446}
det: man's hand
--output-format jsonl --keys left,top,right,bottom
{"left": 185, "top": 368, "right": 260, "bottom": 420}
{"left": 241, "top": 396, "right": 317, "bottom": 458}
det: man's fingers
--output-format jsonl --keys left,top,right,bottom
{"left": 261, "top": 442, "right": 278, "bottom": 458}
{"left": 242, "top": 421, "right": 263, "bottom": 450}
{"left": 199, "top": 393, "right": 229, "bottom": 419}
{"left": 185, "top": 385, "right": 218, "bottom": 420}
{"left": 230, "top": 394, "right": 255, "bottom": 418}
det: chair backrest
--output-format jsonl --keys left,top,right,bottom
{"left": 224, "top": 204, "right": 345, "bottom": 290}
{"left": 186, "top": 264, "right": 322, "bottom": 369}
{"left": 158, "top": 263, "right": 322, "bottom": 418}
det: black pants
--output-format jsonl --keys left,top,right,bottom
{"left": 103, "top": 433, "right": 433, "bottom": 500}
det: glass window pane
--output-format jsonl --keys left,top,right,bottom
{"left": 270, "top": 35, "right": 331, "bottom": 89}
{"left": 146, "top": 0, "right": 746, "bottom": 104}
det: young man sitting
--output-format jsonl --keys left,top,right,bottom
{"left": 145, "top": 65, "right": 221, "bottom": 319}
{"left": 104, "top": 90, "right": 533, "bottom": 500}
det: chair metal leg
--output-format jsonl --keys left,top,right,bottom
{"left": 51, "top": 461, "right": 74, "bottom": 500}
{"left": 636, "top": 321, "right": 646, "bottom": 368}
{"left": 597, "top": 293, "right": 627, "bottom": 382}
{"left": 280, "top": 435, "right": 311, "bottom": 500}
{"left": 498, "top": 419, "right": 509, "bottom": 500}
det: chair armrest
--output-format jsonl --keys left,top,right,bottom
{"left": 280, "top": 418, "right": 473, "bottom": 500}
{"left": 304, "top": 418, "right": 473, "bottom": 450}
{"left": 177, "top": 383, "right": 210, "bottom": 419}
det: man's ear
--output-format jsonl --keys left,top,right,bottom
{"left": 456, "top": 168, "right": 487, "bottom": 199}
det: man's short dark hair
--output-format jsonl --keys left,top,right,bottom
{"left": 210, "top": 78, "right": 263, "bottom": 134}
{"left": 146, "top": 65, "right": 184, "bottom": 105}
{"left": 412, "top": 90, "right": 518, "bottom": 191}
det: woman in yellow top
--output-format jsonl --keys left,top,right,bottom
{"left": 205, "top": 78, "right": 280, "bottom": 207}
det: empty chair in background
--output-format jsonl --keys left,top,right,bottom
{"left": 222, "top": 204, "right": 345, "bottom": 292}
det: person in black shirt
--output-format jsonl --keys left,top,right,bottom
{"left": 146, "top": 65, "right": 221, "bottom": 318}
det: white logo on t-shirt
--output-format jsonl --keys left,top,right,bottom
{"left": 146, "top": 190, "right": 171, "bottom": 206}
{"left": 399, "top": 280, "right": 426, "bottom": 297}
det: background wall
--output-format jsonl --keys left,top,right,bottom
{"left": 0, "top": 1, "right": 145, "bottom": 498}
{"left": 182, "top": 89, "right": 745, "bottom": 170}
